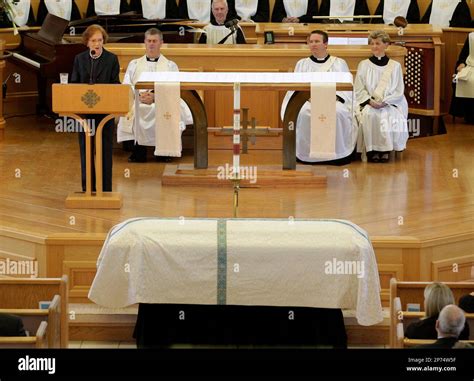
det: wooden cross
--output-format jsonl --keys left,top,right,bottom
{"left": 241, "top": 108, "right": 259, "bottom": 154}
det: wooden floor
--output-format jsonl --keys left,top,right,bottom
{"left": 0, "top": 115, "right": 473, "bottom": 241}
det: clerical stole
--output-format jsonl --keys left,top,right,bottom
{"left": 283, "top": 0, "right": 308, "bottom": 17}
{"left": 94, "top": 0, "right": 120, "bottom": 15}
{"left": 383, "top": 0, "right": 411, "bottom": 24}
{"left": 44, "top": 0, "right": 72, "bottom": 20}
{"left": 235, "top": 0, "right": 258, "bottom": 20}
{"left": 310, "top": 82, "right": 337, "bottom": 159}
{"left": 330, "top": 0, "right": 356, "bottom": 21}
{"left": 188, "top": 0, "right": 211, "bottom": 23}
{"left": 8, "top": 0, "right": 30, "bottom": 26}
{"left": 372, "top": 60, "right": 396, "bottom": 102}
{"left": 429, "top": 0, "right": 460, "bottom": 27}
{"left": 141, "top": 0, "right": 166, "bottom": 19}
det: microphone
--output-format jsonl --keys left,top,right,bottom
{"left": 224, "top": 19, "right": 238, "bottom": 29}
{"left": 89, "top": 50, "right": 96, "bottom": 85}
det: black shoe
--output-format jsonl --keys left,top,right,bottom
{"left": 379, "top": 153, "right": 390, "bottom": 163}
{"left": 155, "top": 156, "right": 172, "bottom": 163}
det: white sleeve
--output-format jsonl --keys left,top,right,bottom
{"left": 169, "top": 61, "right": 179, "bottom": 72}
{"left": 382, "top": 62, "right": 406, "bottom": 105}
{"left": 355, "top": 61, "right": 371, "bottom": 105}
{"left": 123, "top": 60, "right": 138, "bottom": 87}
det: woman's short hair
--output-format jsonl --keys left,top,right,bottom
{"left": 82, "top": 24, "right": 108, "bottom": 45}
{"left": 424, "top": 282, "right": 455, "bottom": 318}
{"left": 368, "top": 30, "right": 391, "bottom": 44}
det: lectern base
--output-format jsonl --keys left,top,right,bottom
{"left": 65, "top": 192, "right": 122, "bottom": 209}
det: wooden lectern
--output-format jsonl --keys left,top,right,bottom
{"left": 52, "top": 83, "right": 132, "bottom": 209}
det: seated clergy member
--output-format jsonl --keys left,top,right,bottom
{"left": 450, "top": 32, "right": 474, "bottom": 124}
{"left": 86, "top": 0, "right": 130, "bottom": 17}
{"left": 36, "top": 0, "right": 82, "bottom": 25}
{"left": 0, "top": 0, "right": 35, "bottom": 27}
{"left": 281, "top": 30, "right": 358, "bottom": 165}
{"left": 421, "top": 0, "right": 472, "bottom": 28}
{"left": 227, "top": 0, "right": 270, "bottom": 22}
{"left": 271, "top": 0, "right": 318, "bottom": 23}
{"left": 355, "top": 30, "right": 408, "bottom": 163}
{"left": 371, "top": 0, "right": 420, "bottom": 24}
{"left": 199, "top": 0, "right": 246, "bottom": 44}
{"left": 129, "top": 0, "right": 180, "bottom": 19}
{"left": 117, "top": 28, "right": 193, "bottom": 163}
{"left": 318, "top": 0, "right": 370, "bottom": 22}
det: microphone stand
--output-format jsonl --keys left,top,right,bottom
{"left": 218, "top": 26, "right": 237, "bottom": 44}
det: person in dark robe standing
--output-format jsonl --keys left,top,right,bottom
{"left": 271, "top": 0, "right": 318, "bottom": 23}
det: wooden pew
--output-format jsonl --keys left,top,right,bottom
{"left": 0, "top": 294, "right": 61, "bottom": 348}
{"left": 0, "top": 321, "right": 48, "bottom": 348}
{"left": 402, "top": 338, "right": 474, "bottom": 348}
{"left": 390, "top": 279, "right": 474, "bottom": 348}
{"left": 0, "top": 276, "right": 69, "bottom": 347}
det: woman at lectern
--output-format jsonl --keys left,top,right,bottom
{"left": 71, "top": 24, "right": 120, "bottom": 192}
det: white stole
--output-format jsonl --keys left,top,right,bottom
{"left": 235, "top": 0, "right": 258, "bottom": 20}
{"left": 456, "top": 32, "right": 474, "bottom": 99}
{"left": 429, "top": 0, "right": 461, "bottom": 27}
{"left": 372, "top": 59, "right": 396, "bottom": 102}
{"left": 203, "top": 24, "right": 236, "bottom": 44}
{"left": 383, "top": 0, "right": 411, "bottom": 24}
{"left": 141, "top": 0, "right": 166, "bottom": 19}
{"left": 8, "top": 0, "right": 30, "bottom": 26}
{"left": 330, "top": 0, "right": 356, "bottom": 22}
{"left": 188, "top": 0, "right": 211, "bottom": 23}
{"left": 94, "top": 0, "right": 121, "bottom": 16}
{"left": 44, "top": 0, "right": 72, "bottom": 20}
{"left": 283, "top": 0, "right": 308, "bottom": 17}
{"left": 309, "top": 56, "right": 338, "bottom": 159}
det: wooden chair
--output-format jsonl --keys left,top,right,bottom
{"left": 0, "top": 294, "right": 61, "bottom": 348}
{"left": 0, "top": 321, "right": 48, "bottom": 348}
{"left": 0, "top": 276, "right": 69, "bottom": 347}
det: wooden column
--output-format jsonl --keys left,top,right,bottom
{"left": 0, "top": 39, "right": 6, "bottom": 141}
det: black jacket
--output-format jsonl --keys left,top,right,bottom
{"left": 71, "top": 49, "right": 120, "bottom": 85}
{"left": 0, "top": 313, "right": 27, "bottom": 336}
{"left": 405, "top": 315, "right": 470, "bottom": 340}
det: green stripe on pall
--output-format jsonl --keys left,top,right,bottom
{"left": 217, "top": 219, "right": 227, "bottom": 305}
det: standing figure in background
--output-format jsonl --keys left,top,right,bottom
{"left": 271, "top": 0, "right": 318, "bottom": 23}
{"left": 71, "top": 25, "right": 120, "bottom": 191}
{"left": 371, "top": 0, "right": 420, "bottom": 24}
{"left": 227, "top": 0, "right": 269, "bottom": 22}
{"left": 450, "top": 32, "right": 474, "bottom": 124}
{"left": 37, "top": 0, "right": 82, "bottom": 25}
{"left": 421, "top": 0, "right": 472, "bottom": 28}
{"left": 129, "top": 0, "right": 180, "bottom": 19}
{"left": 318, "top": 0, "right": 370, "bottom": 22}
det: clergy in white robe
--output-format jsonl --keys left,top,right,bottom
{"left": 117, "top": 28, "right": 193, "bottom": 162}
{"left": 421, "top": 0, "right": 472, "bottom": 28}
{"left": 86, "top": 0, "right": 130, "bottom": 17}
{"left": 450, "top": 32, "right": 474, "bottom": 124}
{"left": 355, "top": 30, "right": 408, "bottom": 163}
{"left": 129, "top": 0, "right": 180, "bottom": 19}
{"left": 271, "top": 0, "right": 318, "bottom": 23}
{"left": 372, "top": 0, "right": 420, "bottom": 24}
{"left": 37, "top": 0, "right": 82, "bottom": 24}
{"left": 199, "top": 0, "right": 246, "bottom": 44}
{"left": 281, "top": 30, "right": 358, "bottom": 164}
{"left": 1, "top": 0, "right": 35, "bottom": 27}
{"left": 179, "top": 0, "right": 213, "bottom": 23}
{"left": 318, "top": 0, "right": 369, "bottom": 22}
{"left": 228, "top": 0, "right": 270, "bottom": 22}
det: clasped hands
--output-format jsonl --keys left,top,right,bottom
{"left": 139, "top": 90, "right": 154, "bottom": 105}
{"left": 282, "top": 17, "right": 300, "bottom": 23}
{"left": 369, "top": 99, "right": 387, "bottom": 109}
